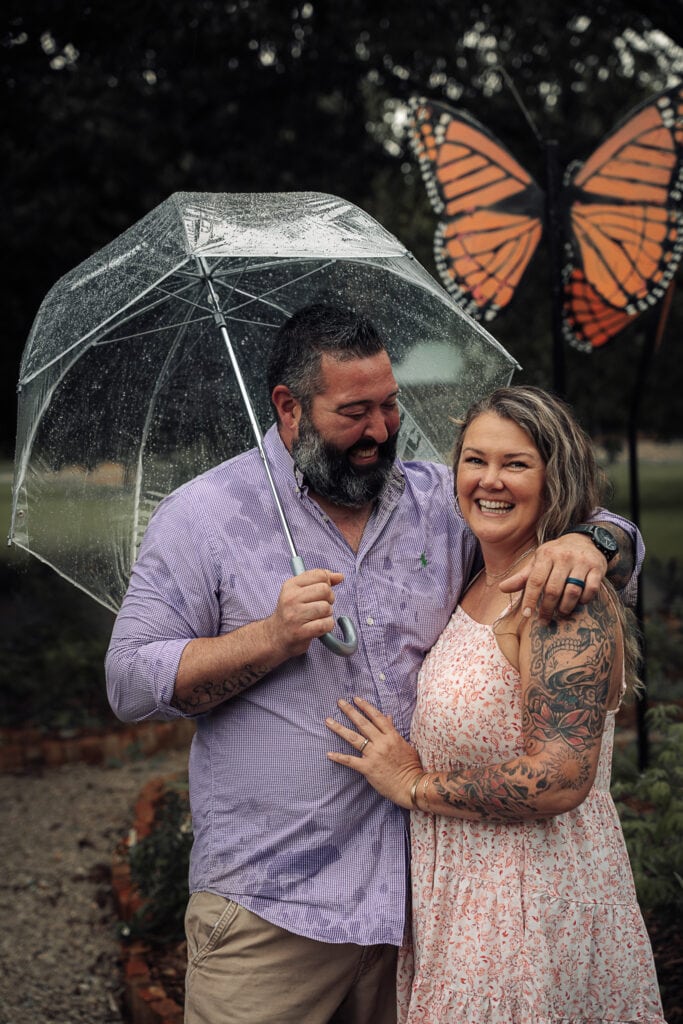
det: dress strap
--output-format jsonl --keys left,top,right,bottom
{"left": 463, "top": 567, "right": 484, "bottom": 596}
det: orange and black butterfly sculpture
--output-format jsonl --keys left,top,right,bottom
{"left": 409, "top": 87, "right": 683, "bottom": 351}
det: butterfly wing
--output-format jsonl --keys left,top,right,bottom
{"left": 563, "top": 83, "right": 683, "bottom": 350}
{"left": 409, "top": 97, "right": 544, "bottom": 321}
{"left": 562, "top": 269, "right": 635, "bottom": 352}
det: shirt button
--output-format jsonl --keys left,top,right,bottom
{"left": 379, "top": 672, "right": 386, "bottom": 681}
{"left": 366, "top": 616, "right": 374, "bottom": 626}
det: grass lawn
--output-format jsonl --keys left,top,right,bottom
{"left": 1, "top": 464, "right": 134, "bottom": 571}
{"left": 605, "top": 459, "right": 683, "bottom": 566}
{"left": 3, "top": 456, "right": 682, "bottom": 565}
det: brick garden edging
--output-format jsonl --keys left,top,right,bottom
{"left": 0, "top": 719, "right": 193, "bottom": 1022}
{"left": 113, "top": 775, "right": 185, "bottom": 1024}
{"left": 0, "top": 718, "right": 195, "bottom": 773}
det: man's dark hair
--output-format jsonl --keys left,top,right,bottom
{"left": 267, "top": 304, "right": 386, "bottom": 412}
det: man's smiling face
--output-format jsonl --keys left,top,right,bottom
{"left": 291, "top": 351, "right": 401, "bottom": 508}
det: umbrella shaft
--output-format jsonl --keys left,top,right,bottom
{"left": 197, "top": 257, "right": 299, "bottom": 562}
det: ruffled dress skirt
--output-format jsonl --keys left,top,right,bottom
{"left": 396, "top": 608, "right": 666, "bottom": 1023}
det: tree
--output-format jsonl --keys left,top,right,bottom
{"left": 2, "top": 0, "right": 682, "bottom": 458}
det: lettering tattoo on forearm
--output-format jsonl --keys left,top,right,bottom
{"left": 432, "top": 600, "right": 615, "bottom": 820}
{"left": 171, "top": 664, "right": 270, "bottom": 714}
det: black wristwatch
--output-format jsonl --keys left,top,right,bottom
{"left": 562, "top": 524, "right": 619, "bottom": 562}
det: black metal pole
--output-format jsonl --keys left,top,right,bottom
{"left": 628, "top": 329, "right": 654, "bottom": 771}
{"left": 627, "top": 282, "right": 675, "bottom": 769}
{"left": 544, "top": 140, "right": 566, "bottom": 398}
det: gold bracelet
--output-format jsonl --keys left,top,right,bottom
{"left": 409, "top": 771, "right": 427, "bottom": 808}
{"left": 419, "top": 771, "right": 432, "bottom": 811}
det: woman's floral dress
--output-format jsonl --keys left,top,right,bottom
{"left": 396, "top": 607, "right": 666, "bottom": 1024}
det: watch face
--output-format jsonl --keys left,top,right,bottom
{"left": 593, "top": 526, "right": 618, "bottom": 556}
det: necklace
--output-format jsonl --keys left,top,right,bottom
{"left": 484, "top": 545, "right": 537, "bottom": 587}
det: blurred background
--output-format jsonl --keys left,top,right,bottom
{"left": 3, "top": 0, "right": 682, "bottom": 725}
{"left": 2, "top": 3, "right": 682, "bottom": 1012}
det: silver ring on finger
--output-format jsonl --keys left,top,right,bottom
{"left": 359, "top": 738, "right": 370, "bottom": 753}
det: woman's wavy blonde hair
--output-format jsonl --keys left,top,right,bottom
{"left": 452, "top": 385, "right": 641, "bottom": 697}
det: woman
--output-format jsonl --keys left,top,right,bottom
{"left": 326, "top": 386, "right": 665, "bottom": 1023}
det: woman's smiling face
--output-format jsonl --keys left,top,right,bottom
{"left": 456, "top": 411, "right": 547, "bottom": 552}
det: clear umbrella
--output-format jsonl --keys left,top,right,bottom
{"left": 9, "top": 191, "right": 519, "bottom": 650}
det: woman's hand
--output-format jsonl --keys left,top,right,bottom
{"left": 326, "top": 696, "right": 424, "bottom": 808}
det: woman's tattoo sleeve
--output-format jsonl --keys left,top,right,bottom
{"left": 431, "top": 600, "right": 615, "bottom": 820}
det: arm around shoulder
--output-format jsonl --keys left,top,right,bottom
{"left": 588, "top": 509, "right": 645, "bottom": 597}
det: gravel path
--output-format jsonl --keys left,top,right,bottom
{"left": 0, "top": 749, "right": 189, "bottom": 1024}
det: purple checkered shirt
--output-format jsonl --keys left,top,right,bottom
{"left": 105, "top": 424, "right": 642, "bottom": 946}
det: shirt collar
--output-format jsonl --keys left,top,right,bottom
{"left": 264, "top": 422, "right": 298, "bottom": 482}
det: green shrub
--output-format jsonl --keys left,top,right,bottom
{"left": 0, "top": 560, "right": 115, "bottom": 730}
{"left": 613, "top": 704, "right": 683, "bottom": 917}
{"left": 126, "top": 783, "right": 193, "bottom": 944}
{"left": 642, "top": 557, "right": 683, "bottom": 702}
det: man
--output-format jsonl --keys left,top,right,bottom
{"left": 106, "top": 304, "right": 641, "bottom": 1024}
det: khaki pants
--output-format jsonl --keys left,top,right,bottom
{"left": 184, "top": 892, "right": 398, "bottom": 1024}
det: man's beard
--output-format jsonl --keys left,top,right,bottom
{"left": 291, "top": 412, "right": 399, "bottom": 509}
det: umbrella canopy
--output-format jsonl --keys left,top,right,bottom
{"left": 10, "top": 191, "right": 519, "bottom": 613}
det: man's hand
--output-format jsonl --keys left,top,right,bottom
{"left": 500, "top": 534, "right": 606, "bottom": 621}
{"left": 172, "top": 568, "right": 344, "bottom": 714}
{"left": 265, "top": 569, "right": 345, "bottom": 660}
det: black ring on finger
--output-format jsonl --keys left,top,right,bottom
{"left": 565, "top": 576, "right": 586, "bottom": 589}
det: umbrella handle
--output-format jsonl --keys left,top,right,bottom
{"left": 291, "top": 556, "right": 358, "bottom": 657}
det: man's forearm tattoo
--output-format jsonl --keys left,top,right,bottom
{"left": 432, "top": 600, "right": 615, "bottom": 820}
{"left": 171, "top": 664, "right": 270, "bottom": 714}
